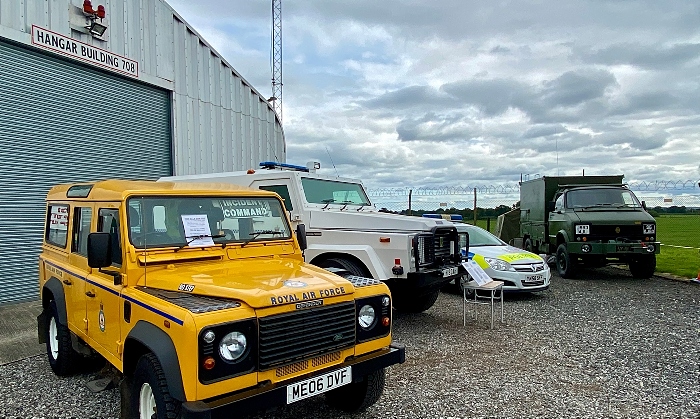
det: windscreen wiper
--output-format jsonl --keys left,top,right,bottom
{"left": 241, "top": 230, "right": 283, "bottom": 247}
{"left": 321, "top": 199, "right": 335, "bottom": 209}
{"left": 174, "top": 234, "right": 224, "bottom": 252}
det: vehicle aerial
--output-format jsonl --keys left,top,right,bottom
{"left": 499, "top": 175, "right": 659, "bottom": 278}
{"left": 160, "top": 162, "right": 467, "bottom": 313}
{"left": 37, "top": 180, "right": 404, "bottom": 418}
{"left": 451, "top": 223, "right": 550, "bottom": 294}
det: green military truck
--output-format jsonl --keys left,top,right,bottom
{"left": 509, "top": 175, "right": 659, "bottom": 278}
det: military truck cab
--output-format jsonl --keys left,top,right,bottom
{"left": 160, "top": 162, "right": 466, "bottom": 313}
{"left": 515, "top": 175, "right": 659, "bottom": 278}
{"left": 37, "top": 180, "right": 404, "bottom": 418}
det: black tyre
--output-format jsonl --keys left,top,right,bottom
{"left": 130, "top": 353, "right": 181, "bottom": 419}
{"left": 629, "top": 254, "right": 656, "bottom": 279}
{"left": 392, "top": 289, "right": 440, "bottom": 313}
{"left": 45, "top": 300, "right": 80, "bottom": 376}
{"left": 325, "top": 368, "right": 386, "bottom": 412}
{"left": 556, "top": 244, "right": 576, "bottom": 278}
{"left": 317, "top": 257, "right": 367, "bottom": 277}
{"left": 524, "top": 238, "right": 533, "bottom": 253}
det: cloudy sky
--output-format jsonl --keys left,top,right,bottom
{"left": 166, "top": 0, "right": 700, "bottom": 191}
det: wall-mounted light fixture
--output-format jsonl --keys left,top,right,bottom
{"left": 83, "top": 0, "right": 107, "bottom": 37}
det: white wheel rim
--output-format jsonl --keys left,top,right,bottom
{"left": 48, "top": 317, "right": 59, "bottom": 360}
{"left": 139, "top": 383, "right": 156, "bottom": 419}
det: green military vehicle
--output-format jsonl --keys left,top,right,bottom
{"left": 507, "top": 175, "right": 659, "bottom": 278}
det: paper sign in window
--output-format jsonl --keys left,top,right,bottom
{"left": 181, "top": 214, "right": 215, "bottom": 247}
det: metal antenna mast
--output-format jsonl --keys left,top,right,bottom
{"left": 271, "top": 0, "right": 282, "bottom": 123}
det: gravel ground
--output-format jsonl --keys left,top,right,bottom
{"left": 1, "top": 267, "right": 698, "bottom": 418}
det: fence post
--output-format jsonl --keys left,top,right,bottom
{"left": 473, "top": 187, "right": 477, "bottom": 225}
{"left": 486, "top": 217, "right": 491, "bottom": 232}
{"left": 408, "top": 189, "right": 412, "bottom": 216}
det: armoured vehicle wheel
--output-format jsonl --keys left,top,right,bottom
{"left": 325, "top": 368, "right": 385, "bottom": 412}
{"left": 131, "top": 353, "right": 181, "bottom": 419}
{"left": 556, "top": 244, "right": 576, "bottom": 278}
{"left": 318, "top": 257, "right": 367, "bottom": 277}
{"left": 392, "top": 289, "right": 440, "bottom": 313}
{"left": 45, "top": 300, "right": 80, "bottom": 376}
{"left": 629, "top": 254, "right": 656, "bottom": 279}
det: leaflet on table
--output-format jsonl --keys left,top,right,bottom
{"left": 461, "top": 260, "right": 492, "bottom": 286}
{"left": 181, "top": 214, "right": 215, "bottom": 247}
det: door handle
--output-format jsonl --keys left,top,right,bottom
{"left": 62, "top": 279, "right": 72, "bottom": 286}
{"left": 85, "top": 291, "right": 96, "bottom": 298}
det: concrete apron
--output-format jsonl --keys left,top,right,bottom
{"left": 0, "top": 300, "right": 44, "bottom": 365}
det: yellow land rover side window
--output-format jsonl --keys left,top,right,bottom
{"left": 98, "top": 208, "right": 122, "bottom": 266}
{"left": 46, "top": 204, "right": 69, "bottom": 248}
{"left": 71, "top": 207, "right": 92, "bottom": 256}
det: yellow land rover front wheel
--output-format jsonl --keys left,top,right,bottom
{"left": 130, "top": 353, "right": 181, "bottom": 419}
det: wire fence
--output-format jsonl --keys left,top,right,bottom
{"left": 367, "top": 182, "right": 700, "bottom": 243}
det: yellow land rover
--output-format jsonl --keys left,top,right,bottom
{"left": 37, "top": 180, "right": 404, "bottom": 418}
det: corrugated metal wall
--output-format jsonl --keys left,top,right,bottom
{"left": 0, "top": 40, "right": 172, "bottom": 305}
{"left": 0, "top": 0, "right": 285, "bottom": 174}
{"left": 0, "top": 0, "right": 285, "bottom": 304}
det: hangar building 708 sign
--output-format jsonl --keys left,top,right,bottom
{"left": 31, "top": 25, "right": 139, "bottom": 77}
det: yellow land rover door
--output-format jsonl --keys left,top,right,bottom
{"left": 85, "top": 206, "right": 124, "bottom": 363}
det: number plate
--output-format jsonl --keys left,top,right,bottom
{"left": 442, "top": 266, "right": 459, "bottom": 277}
{"left": 525, "top": 274, "right": 543, "bottom": 282}
{"left": 286, "top": 366, "right": 352, "bottom": 404}
{"left": 616, "top": 245, "right": 631, "bottom": 252}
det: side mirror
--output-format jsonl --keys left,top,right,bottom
{"left": 547, "top": 201, "right": 555, "bottom": 212}
{"left": 296, "top": 224, "right": 308, "bottom": 251}
{"left": 88, "top": 232, "right": 112, "bottom": 269}
{"left": 641, "top": 201, "right": 647, "bottom": 210}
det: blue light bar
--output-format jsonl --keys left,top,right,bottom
{"left": 422, "top": 213, "right": 463, "bottom": 221}
{"left": 259, "top": 161, "right": 309, "bottom": 172}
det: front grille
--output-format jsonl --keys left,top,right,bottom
{"left": 588, "top": 225, "right": 646, "bottom": 241}
{"left": 513, "top": 262, "right": 546, "bottom": 273}
{"left": 522, "top": 280, "right": 545, "bottom": 287}
{"left": 416, "top": 228, "right": 457, "bottom": 268}
{"left": 433, "top": 230, "right": 454, "bottom": 261}
{"left": 258, "top": 302, "right": 356, "bottom": 370}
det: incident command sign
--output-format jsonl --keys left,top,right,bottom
{"left": 31, "top": 25, "right": 139, "bottom": 78}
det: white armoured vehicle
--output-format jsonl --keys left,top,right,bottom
{"left": 161, "top": 162, "right": 466, "bottom": 312}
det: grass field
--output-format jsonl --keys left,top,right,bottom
{"left": 473, "top": 215, "right": 699, "bottom": 279}
{"left": 655, "top": 215, "right": 699, "bottom": 279}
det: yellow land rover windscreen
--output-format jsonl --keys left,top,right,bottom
{"left": 126, "top": 196, "right": 292, "bottom": 249}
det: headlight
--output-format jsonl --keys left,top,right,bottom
{"left": 643, "top": 223, "right": 655, "bottom": 234}
{"left": 575, "top": 224, "right": 590, "bottom": 235}
{"left": 219, "top": 331, "right": 247, "bottom": 362}
{"left": 484, "top": 257, "right": 512, "bottom": 271}
{"left": 358, "top": 304, "right": 376, "bottom": 329}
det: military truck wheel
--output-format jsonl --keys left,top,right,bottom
{"left": 131, "top": 353, "right": 181, "bottom": 419}
{"left": 325, "top": 368, "right": 385, "bottom": 412}
{"left": 629, "top": 254, "right": 656, "bottom": 279}
{"left": 392, "top": 289, "right": 440, "bottom": 313}
{"left": 556, "top": 244, "right": 576, "bottom": 278}
{"left": 318, "top": 257, "right": 367, "bottom": 277}
{"left": 45, "top": 300, "right": 80, "bottom": 376}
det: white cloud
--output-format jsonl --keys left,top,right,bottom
{"left": 166, "top": 0, "right": 700, "bottom": 191}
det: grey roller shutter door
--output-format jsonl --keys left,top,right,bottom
{"left": 0, "top": 40, "right": 172, "bottom": 305}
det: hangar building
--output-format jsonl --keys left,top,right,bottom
{"left": 0, "top": 0, "right": 285, "bottom": 304}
